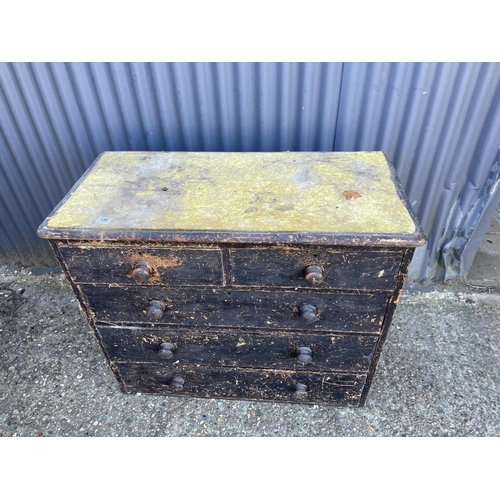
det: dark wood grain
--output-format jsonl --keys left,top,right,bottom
{"left": 81, "top": 285, "right": 390, "bottom": 333}
{"left": 113, "top": 362, "right": 367, "bottom": 406}
{"left": 97, "top": 326, "right": 379, "bottom": 372}
{"left": 58, "top": 245, "right": 223, "bottom": 285}
{"left": 230, "top": 247, "right": 403, "bottom": 291}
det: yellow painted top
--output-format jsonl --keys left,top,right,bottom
{"left": 43, "top": 151, "right": 418, "bottom": 236}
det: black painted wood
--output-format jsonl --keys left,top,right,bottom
{"left": 230, "top": 247, "right": 403, "bottom": 291}
{"left": 113, "top": 362, "right": 367, "bottom": 406}
{"left": 97, "top": 326, "right": 379, "bottom": 372}
{"left": 81, "top": 285, "right": 390, "bottom": 333}
{"left": 58, "top": 246, "right": 223, "bottom": 285}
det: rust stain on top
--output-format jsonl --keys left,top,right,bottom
{"left": 44, "top": 151, "right": 417, "bottom": 235}
{"left": 342, "top": 190, "right": 362, "bottom": 200}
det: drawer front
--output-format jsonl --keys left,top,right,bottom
{"left": 113, "top": 363, "right": 367, "bottom": 406}
{"left": 97, "top": 326, "right": 379, "bottom": 372}
{"left": 58, "top": 245, "right": 223, "bottom": 285}
{"left": 82, "top": 286, "right": 389, "bottom": 333}
{"left": 230, "top": 248, "right": 403, "bottom": 291}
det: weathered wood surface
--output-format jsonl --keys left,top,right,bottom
{"left": 38, "top": 151, "right": 426, "bottom": 248}
{"left": 37, "top": 150, "right": 426, "bottom": 406}
{"left": 97, "top": 326, "right": 379, "bottom": 372}
{"left": 81, "top": 285, "right": 389, "bottom": 333}
{"left": 113, "top": 362, "right": 367, "bottom": 406}
{"left": 59, "top": 245, "right": 223, "bottom": 285}
{"left": 230, "top": 247, "right": 403, "bottom": 291}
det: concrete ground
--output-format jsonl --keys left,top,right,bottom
{"left": 1, "top": 257, "right": 500, "bottom": 437}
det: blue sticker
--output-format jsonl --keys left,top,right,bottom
{"left": 95, "top": 216, "right": 112, "bottom": 224}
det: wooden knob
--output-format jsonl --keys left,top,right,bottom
{"left": 296, "top": 347, "right": 312, "bottom": 364}
{"left": 132, "top": 262, "right": 151, "bottom": 283}
{"left": 171, "top": 376, "right": 185, "bottom": 390}
{"left": 299, "top": 304, "right": 318, "bottom": 323}
{"left": 147, "top": 300, "right": 165, "bottom": 320}
{"left": 159, "top": 342, "right": 174, "bottom": 359}
{"left": 295, "top": 383, "right": 308, "bottom": 397}
{"left": 304, "top": 265, "right": 323, "bottom": 285}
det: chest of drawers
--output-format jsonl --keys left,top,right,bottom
{"left": 38, "top": 151, "right": 425, "bottom": 406}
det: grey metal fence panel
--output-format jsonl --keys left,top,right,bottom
{"left": 1, "top": 62, "right": 500, "bottom": 280}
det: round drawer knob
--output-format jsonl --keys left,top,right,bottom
{"left": 296, "top": 347, "right": 312, "bottom": 365}
{"left": 147, "top": 300, "right": 165, "bottom": 320}
{"left": 304, "top": 265, "right": 323, "bottom": 285}
{"left": 299, "top": 304, "right": 318, "bottom": 323}
{"left": 132, "top": 262, "right": 151, "bottom": 284}
{"left": 159, "top": 342, "right": 175, "bottom": 359}
{"left": 295, "top": 383, "right": 308, "bottom": 397}
{"left": 171, "top": 376, "right": 185, "bottom": 390}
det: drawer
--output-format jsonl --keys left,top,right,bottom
{"left": 112, "top": 362, "right": 367, "bottom": 406}
{"left": 230, "top": 248, "right": 403, "bottom": 291}
{"left": 81, "top": 285, "right": 389, "bottom": 333}
{"left": 58, "top": 245, "right": 223, "bottom": 285}
{"left": 97, "top": 326, "right": 379, "bottom": 372}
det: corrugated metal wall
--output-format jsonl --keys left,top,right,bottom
{"left": 1, "top": 62, "right": 500, "bottom": 280}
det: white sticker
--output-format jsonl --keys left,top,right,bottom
{"left": 95, "top": 216, "right": 112, "bottom": 224}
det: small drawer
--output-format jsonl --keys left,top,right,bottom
{"left": 230, "top": 248, "right": 403, "bottom": 291}
{"left": 112, "top": 363, "right": 367, "bottom": 406}
{"left": 81, "top": 285, "right": 390, "bottom": 333}
{"left": 58, "top": 245, "right": 223, "bottom": 285}
{"left": 97, "top": 326, "right": 379, "bottom": 373}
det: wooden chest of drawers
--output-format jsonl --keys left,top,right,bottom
{"left": 38, "top": 151, "right": 426, "bottom": 406}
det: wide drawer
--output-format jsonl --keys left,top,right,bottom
{"left": 113, "top": 362, "right": 367, "bottom": 406}
{"left": 230, "top": 247, "right": 403, "bottom": 291}
{"left": 81, "top": 286, "right": 389, "bottom": 333}
{"left": 58, "top": 245, "right": 223, "bottom": 285}
{"left": 97, "top": 326, "right": 379, "bottom": 372}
